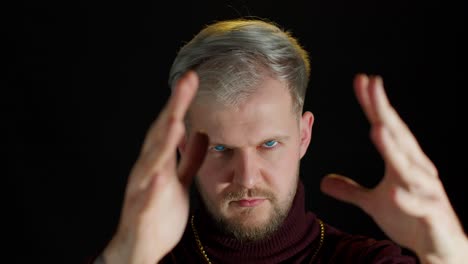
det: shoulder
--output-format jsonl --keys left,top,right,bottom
{"left": 319, "top": 222, "right": 419, "bottom": 264}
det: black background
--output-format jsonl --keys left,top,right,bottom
{"left": 8, "top": 0, "right": 465, "bottom": 263}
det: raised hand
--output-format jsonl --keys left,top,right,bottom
{"left": 102, "top": 71, "right": 208, "bottom": 264}
{"left": 320, "top": 74, "right": 468, "bottom": 263}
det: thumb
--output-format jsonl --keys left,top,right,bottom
{"left": 177, "top": 131, "right": 209, "bottom": 188}
{"left": 320, "top": 173, "right": 370, "bottom": 209}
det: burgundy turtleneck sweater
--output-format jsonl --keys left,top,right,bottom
{"left": 160, "top": 181, "right": 418, "bottom": 263}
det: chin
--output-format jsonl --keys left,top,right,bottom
{"left": 225, "top": 210, "right": 281, "bottom": 242}
{"left": 210, "top": 202, "right": 286, "bottom": 242}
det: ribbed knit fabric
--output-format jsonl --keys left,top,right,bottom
{"left": 84, "top": 181, "right": 419, "bottom": 264}
{"left": 162, "top": 181, "right": 419, "bottom": 264}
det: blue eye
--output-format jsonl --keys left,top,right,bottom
{"left": 263, "top": 140, "right": 278, "bottom": 148}
{"left": 213, "top": 145, "right": 226, "bottom": 152}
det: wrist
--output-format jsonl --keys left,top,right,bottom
{"left": 416, "top": 234, "right": 468, "bottom": 264}
{"left": 101, "top": 233, "right": 166, "bottom": 264}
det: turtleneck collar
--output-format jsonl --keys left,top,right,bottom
{"left": 192, "top": 180, "right": 321, "bottom": 263}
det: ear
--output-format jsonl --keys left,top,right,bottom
{"left": 299, "top": 111, "right": 314, "bottom": 159}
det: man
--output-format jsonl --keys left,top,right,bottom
{"left": 92, "top": 19, "right": 468, "bottom": 263}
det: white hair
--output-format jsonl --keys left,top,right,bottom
{"left": 169, "top": 18, "right": 311, "bottom": 114}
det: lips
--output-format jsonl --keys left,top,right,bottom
{"left": 233, "top": 198, "right": 266, "bottom": 207}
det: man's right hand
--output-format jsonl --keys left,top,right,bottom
{"left": 101, "top": 71, "right": 208, "bottom": 264}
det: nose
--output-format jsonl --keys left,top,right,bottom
{"left": 232, "top": 149, "right": 260, "bottom": 189}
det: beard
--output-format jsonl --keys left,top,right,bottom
{"left": 195, "top": 177, "right": 298, "bottom": 243}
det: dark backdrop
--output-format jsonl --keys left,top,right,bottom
{"left": 8, "top": 0, "right": 465, "bottom": 263}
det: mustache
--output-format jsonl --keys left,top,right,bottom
{"left": 222, "top": 188, "right": 275, "bottom": 202}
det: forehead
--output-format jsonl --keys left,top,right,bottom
{"left": 187, "top": 77, "right": 298, "bottom": 145}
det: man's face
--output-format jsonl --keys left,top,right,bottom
{"left": 185, "top": 76, "right": 314, "bottom": 241}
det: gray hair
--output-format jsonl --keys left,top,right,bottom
{"left": 168, "top": 18, "right": 310, "bottom": 115}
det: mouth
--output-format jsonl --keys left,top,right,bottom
{"left": 231, "top": 198, "right": 266, "bottom": 207}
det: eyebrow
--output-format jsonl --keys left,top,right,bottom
{"left": 209, "top": 135, "right": 291, "bottom": 148}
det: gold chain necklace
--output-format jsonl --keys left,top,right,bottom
{"left": 190, "top": 215, "right": 325, "bottom": 264}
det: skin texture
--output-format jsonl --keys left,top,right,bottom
{"left": 102, "top": 71, "right": 468, "bottom": 264}
{"left": 183, "top": 76, "right": 313, "bottom": 241}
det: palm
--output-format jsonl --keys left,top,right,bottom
{"left": 122, "top": 174, "right": 191, "bottom": 260}
{"left": 365, "top": 167, "right": 430, "bottom": 249}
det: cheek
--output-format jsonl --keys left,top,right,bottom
{"left": 196, "top": 156, "right": 231, "bottom": 196}
{"left": 266, "top": 147, "right": 300, "bottom": 184}
{"left": 198, "top": 155, "right": 230, "bottom": 180}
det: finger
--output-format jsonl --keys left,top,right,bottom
{"left": 371, "top": 124, "right": 437, "bottom": 186}
{"left": 371, "top": 125, "right": 409, "bottom": 179}
{"left": 320, "top": 173, "right": 370, "bottom": 209}
{"left": 128, "top": 71, "right": 199, "bottom": 191}
{"left": 141, "top": 71, "right": 199, "bottom": 155}
{"left": 368, "top": 77, "right": 416, "bottom": 148}
{"left": 167, "top": 70, "right": 199, "bottom": 121}
{"left": 368, "top": 77, "right": 438, "bottom": 177}
{"left": 354, "top": 73, "right": 378, "bottom": 123}
{"left": 126, "top": 120, "right": 185, "bottom": 193}
{"left": 177, "top": 132, "right": 209, "bottom": 188}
